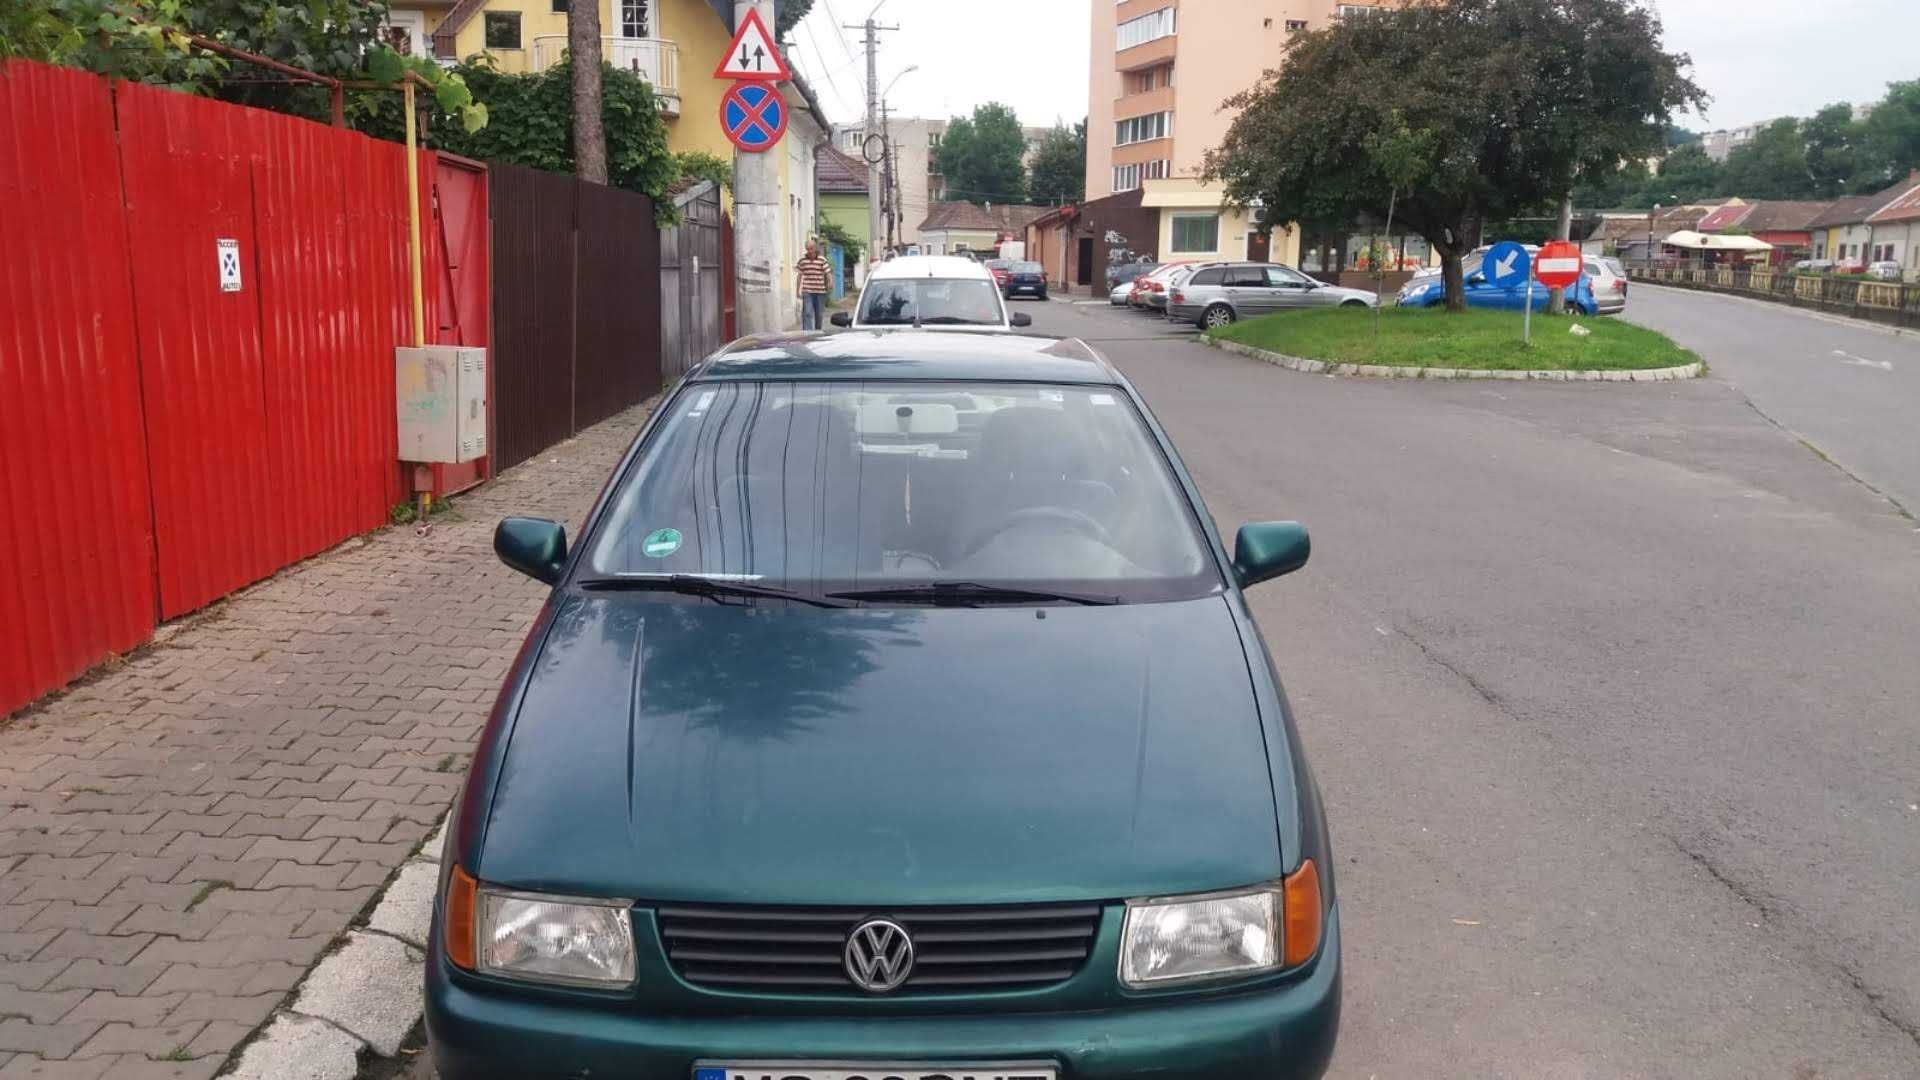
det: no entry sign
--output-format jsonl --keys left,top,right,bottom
{"left": 1535, "top": 240, "right": 1583, "bottom": 288}
{"left": 720, "top": 81, "right": 787, "bottom": 153}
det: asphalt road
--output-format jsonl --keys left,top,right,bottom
{"left": 1028, "top": 296, "right": 1920, "bottom": 1079}
{"left": 1623, "top": 283, "right": 1920, "bottom": 517}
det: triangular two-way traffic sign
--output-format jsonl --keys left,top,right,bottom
{"left": 712, "top": 9, "right": 791, "bottom": 82}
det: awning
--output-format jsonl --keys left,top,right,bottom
{"left": 1140, "top": 179, "right": 1229, "bottom": 209}
{"left": 1662, "top": 230, "right": 1774, "bottom": 252}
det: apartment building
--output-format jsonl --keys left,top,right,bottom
{"left": 1084, "top": 1, "right": 1402, "bottom": 270}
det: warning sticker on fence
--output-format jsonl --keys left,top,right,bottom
{"left": 217, "top": 238, "right": 242, "bottom": 293}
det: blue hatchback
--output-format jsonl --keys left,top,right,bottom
{"left": 1395, "top": 261, "right": 1598, "bottom": 316}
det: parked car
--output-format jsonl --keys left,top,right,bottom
{"left": 1792, "top": 258, "right": 1836, "bottom": 273}
{"left": 1129, "top": 261, "right": 1193, "bottom": 308}
{"left": 1395, "top": 256, "right": 1600, "bottom": 316}
{"left": 1110, "top": 278, "right": 1138, "bottom": 305}
{"left": 1585, "top": 256, "right": 1628, "bottom": 314}
{"left": 1866, "top": 260, "right": 1903, "bottom": 281}
{"left": 1128, "top": 261, "right": 1190, "bottom": 311}
{"left": 430, "top": 330, "right": 1343, "bottom": 1080}
{"left": 1168, "top": 262, "right": 1379, "bottom": 328}
{"left": 983, "top": 258, "right": 1013, "bottom": 289}
{"left": 1105, "top": 260, "right": 1159, "bottom": 293}
{"left": 834, "top": 255, "right": 1030, "bottom": 332}
{"left": 1003, "top": 260, "right": 1049, "bottom": 300}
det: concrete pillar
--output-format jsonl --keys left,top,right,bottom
{"left": 733, "top": 0, "right": 781, "bottom": 334}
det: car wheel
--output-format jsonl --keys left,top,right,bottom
{"left": 1203, "top": 304, "right": 1235, "bottom": 329}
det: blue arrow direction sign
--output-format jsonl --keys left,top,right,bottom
{"left": 1483, "top": 241, "right": 1531, "bottom": 289}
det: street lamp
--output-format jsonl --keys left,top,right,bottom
{"left": 878, "top": 66, "right": 918, "bottom": 253}
{"left": 882, "top": 65, "right": 918, "bottom": 101}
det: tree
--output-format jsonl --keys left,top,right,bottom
{"left": 1204, "top": 0, "right": 1703, "bottom": 311}
{"left": 1719, "top": 117, "right": 1808, "bottom": 198}
{"left": 353, "top": 58, "right": 672, "bottom": 200}
{"left": 1802, "top": 103, "right": 1859, "bottom": 198}
{"left": 1855, "top": 79, "right": 1920, "bottom": 191}
{"left": 936, "top": 103, "right": 1028, "bottom": 205}
{"left": 1638, "top": 142, "right": 1720, "bottom": 205}
{"left": 568, "top": 0, "right": 606, "bottom": 182}
{"left": 776, "top": 0, "right": 812, "bottom": 37}
{"left": 1027, "top": 121, "right": 1085, "bottom": 205}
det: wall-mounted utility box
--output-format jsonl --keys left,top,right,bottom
{"left": 395, "top": 346, "right": 487, "bottom": 463}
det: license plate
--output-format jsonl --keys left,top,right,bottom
{"left": 695, "top": 1063, "right": 1056, "bottom": 1080}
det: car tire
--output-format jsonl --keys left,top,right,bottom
{"left": 1340, "top": 299, "right": 1367, "bottom": 308}
{"left": 1203, "top": 304, "right": 1235, "bottom": 329}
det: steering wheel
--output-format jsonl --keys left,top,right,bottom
{"left": 968, "top": 506, "right": 1113, "bottom": 555}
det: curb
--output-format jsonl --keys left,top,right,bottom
{"left": 1206, "top": 337, "right": 1704, "bottom": 381}
{"left": 225, "top": 814, "right": 449, "bottom": 1080}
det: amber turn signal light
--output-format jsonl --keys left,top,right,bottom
{"left": 445, "top": 864, "right": 478, "bottom": 971}
{"left": 1282, "top": 858, "right": 1323, "bottom": 968}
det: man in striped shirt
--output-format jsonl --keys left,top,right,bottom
{"left": 795, "top": 239, "right": 831, "bottom": 330}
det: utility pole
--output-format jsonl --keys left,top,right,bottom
{"left": 846, "top": 14, "right": 897, "bottom": 262}
{"left": 881, "top": 102, "right": 899, "bottom": 251}
{"left": 734, "top": 0, "right": 779, "bottom": 333}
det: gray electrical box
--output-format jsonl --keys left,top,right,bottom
{"left": 395, "top": 346, "right": 488, "bottom": 464}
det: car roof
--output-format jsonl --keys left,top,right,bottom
{"left": 869, "top": 255, "right": 994, "bottom": 281}
{"left": 697, "top": 330, "right": 1119, "bottom": 384}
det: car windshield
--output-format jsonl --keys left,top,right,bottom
{"left": 859, "top": 279, "right": 1005, "bottom": 325}
{"left": 586, "top": 381, "right": 1220, "bottom": 603}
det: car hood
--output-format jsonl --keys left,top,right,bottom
{"left": 478, "top": 593, "right": 1283, "bottom": 905}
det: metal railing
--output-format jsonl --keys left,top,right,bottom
{"left": 1629, "top": 264, "right": 1920, "bottom": 328}
{"left": 530, "top": 36, "right": 679, "bottom": 95}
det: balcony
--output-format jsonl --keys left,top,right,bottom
{"left": 531, "top": 36, "right": 681, "bottom": 114}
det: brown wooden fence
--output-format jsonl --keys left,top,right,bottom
{"left": 489, "top": 163, "right": 663, "bottom": 471}
{"left": 1630, "top": 265, "right": 1920, "bottom": 329}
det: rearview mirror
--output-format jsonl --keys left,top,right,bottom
{"left": 1010, "top": 312, "right": 1033, "bottom": 327}
{"left": 1232, "top": 521, "right": 1310, "bottom": 588}
{"left": 495, "top": 517, "right": 567, "bottom": 585}
{"left": 829, "top": 311, "right": 852, "bottom": 327}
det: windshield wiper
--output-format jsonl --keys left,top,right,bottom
{"left": 578, "top": 574, "right": 855, "bottom": 608}
{"left": 914, "top": 316, "right": 987, "bottom": 325}
{"left": 827, "top": 581, "right": 1118, "bottom": 606}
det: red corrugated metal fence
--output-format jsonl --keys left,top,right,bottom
{"left": 0, "top": 61, "right": 479, "bottom": 713}
{"left": 0, "top": 63, "right": 158, "bottom": 714}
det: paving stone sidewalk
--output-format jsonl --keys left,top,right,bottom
{"left": 0, "top": 402, "right": 653, "bottom": 1077}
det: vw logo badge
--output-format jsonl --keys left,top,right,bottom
{"left": 844, "top": 917, "right": 914, "bottom": 993}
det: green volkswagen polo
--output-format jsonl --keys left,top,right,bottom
{"left": 426, "top": 330, "right": 1341, "bottom": 1079}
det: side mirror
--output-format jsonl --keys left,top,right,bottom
{"left": 1010, "top": 312, "right": 1033, "bottom": 327}
{"left": 495, "top": 517, "right": 567, "bottom": 585}
{"left": 1232, "top": 521, "right": 1310, "bottom": 588}
{"left": 829, "top": 311, "right": 852, "bottom": 327}
{"left": 1466, "top": 273, "right": 1485, "bottom": 285}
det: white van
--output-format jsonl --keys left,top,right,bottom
{"left": 833, "top": 255, "right": 1033, "bottom": 332}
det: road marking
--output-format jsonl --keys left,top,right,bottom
{"left": 1831, "top": 349, "right": 1892, "bottom": 371}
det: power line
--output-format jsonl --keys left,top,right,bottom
{"left": 817, "top": 0, "right": 859, "bottom": 65}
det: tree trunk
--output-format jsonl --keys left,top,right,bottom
{"left": 1440, "top": 248, "right": 1466, "bottom": 312}
{"left": 1547, "top": 191, "right": 1572, "bottom": 314}
{"left": 570, "top": 0, "right": 607, "bottom": 184}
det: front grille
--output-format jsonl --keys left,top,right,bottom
{"left": 656, "top": 901, "right": 1102, "bottom": 994}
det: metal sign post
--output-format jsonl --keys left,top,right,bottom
{"left": 1523, "top": 258, "right": 1534, "bottom": 347}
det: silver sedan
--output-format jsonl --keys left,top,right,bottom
{"left": 1167, "top": 262, "right": 1377, "bottom": 328}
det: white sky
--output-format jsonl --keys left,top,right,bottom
{"left": 782, "top": 0, "right": 1918, "bottom": 133}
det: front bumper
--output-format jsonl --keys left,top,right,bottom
{"left": 426, "top": 908, "right": 1341, "bottom": 1080}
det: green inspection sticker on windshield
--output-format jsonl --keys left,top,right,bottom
{"left": 641, "top": 528, "right": 683, "bottom": 558}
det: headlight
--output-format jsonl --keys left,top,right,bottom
{"left": 476, "top": 888, "right": 636, "bottom": 987}
{"left": 1120, "top": 886, "right": 1280, "bottom": 987}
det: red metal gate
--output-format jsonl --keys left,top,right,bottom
{"left": 427, "top": 153, "right": 492, "bottom": 495}
{"left": 1, "top": 62, "right": 483, "bottom": 713}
